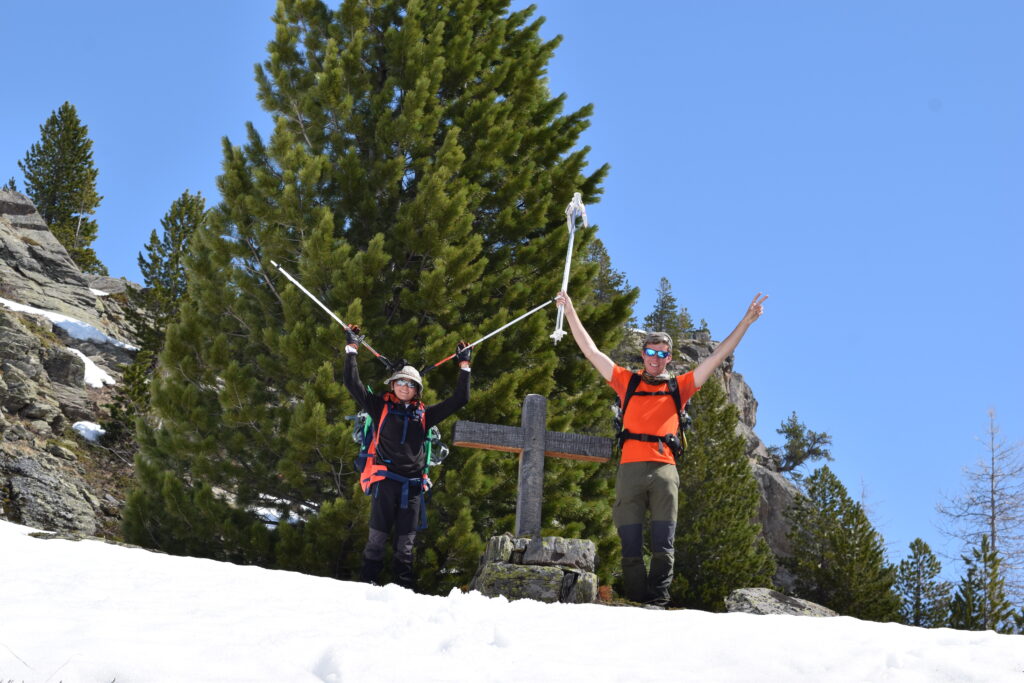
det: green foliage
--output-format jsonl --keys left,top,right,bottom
{"left": 670, "top": 377, "right": 776, "bottom": 610}
{"left": 767, "top": 412, "right": 833, "bottom": 476}
{"left": 129, "top": 190, "right": 207, "bottom": 353}
{"left": 103, "top": 191, "right": 206, "bottom": 455}
{"left": 124, "top": 0, "right": 627, "bottom": 592}
{"left": 786, "top": 465, "right": 901, "bottom": 621}
{"left": 894, "top": 538, "right": 951, "bottom": 627}
{"left": 642, "top": 277, "right": 692, "bottom": 343}
{"left": 949, "top": 534, "right": 1016, "bottom": 633}
{"left": 18, "top": 101, "right": 106, "bottom": 274}
{"left": 3, "top": 177, "right": 15, "bottom": 191}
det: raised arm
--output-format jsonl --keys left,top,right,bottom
{"left": 554, "top": 291, "right": 614, "bottom": 382}
{"left": 693, "top": 293, "right": 768, "bottom": 388}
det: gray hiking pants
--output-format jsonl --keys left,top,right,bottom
{"left": 612, "top": 461, "right": 679, "bottom": 605}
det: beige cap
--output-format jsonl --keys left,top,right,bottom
{"left": 386, "top": 365, "right": 423, "bottom": 390}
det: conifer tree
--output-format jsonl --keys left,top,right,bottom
{"left": 18, "top": 102, "right": 106, "bottom": 274}
{"left": 948, "top": 535, "right": 1015, "bottom": 633}
{"left": 937, "top": 409, "right": 1024, "bottom": 602}
{"left": 103, "top": 191, "right": 207, "bottom": 448}
{"left": 767, "top": 412, "right": 833, "bottom": 476}
{"left": 786, "top": 465, "right": 901, "bottom": 621}
{"left": 3, "top": 178, "right": 15, "bottom": 191}
{"left": 670, "top": 377, "right": 776, "bottom": 610}
{"left": 642, "top": 277, "right": 692, "bottom": 343}
{"left": 895, "top": 538, "right": 951, "bottom": 627}
{"left": 124, "top": 0, "right": 626, "bottom": 593}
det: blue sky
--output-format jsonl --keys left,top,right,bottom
{"left": 2, "top": 1, "right": 1021, "bottom": 577}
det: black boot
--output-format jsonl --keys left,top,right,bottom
{"left": 621, "top": 556, "right": 648, "bottom": 603}
{"left": 392, "top": 558, "right": 416, "bottom": 591}
{"left": 644, "top": 552, "right": 673, "bottom": 606}
{"left": 360, "top": 558, "right": 384, "bottom": 585}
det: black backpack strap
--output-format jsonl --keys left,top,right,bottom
{"left": 668, "top": 377, "right": 682, "bottom": 416}
{"left": 621, "top": 372, "right": 644, "bottom": 418}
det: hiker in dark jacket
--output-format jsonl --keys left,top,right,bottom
{"left": 343, "top": 325, "right": 471, "bottom": 589}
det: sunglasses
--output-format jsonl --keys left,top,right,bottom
{"left": 643, "top": 348, "right": 670, "bottom": 359}
{"left": 393, "top": 379, "right": 419, "bottom": 388}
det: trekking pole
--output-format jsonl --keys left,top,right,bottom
{"left": 269, "top": 260, "right": 394, "bottom": 368}
{"left": 420, "top": 298, "right": 556, "bottom": 374}
{"left": 550, "top": 192, "right": 587, "bottom": 343}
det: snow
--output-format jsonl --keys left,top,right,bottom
{"left": 0, "top": 296, "right": 138, "bottom": 350}
{"left": 68, "top": 347, "right": 116, "bottom": 387}
{"left": 89, "top": 288, "right": 111, "bottom": 297}
{"left": 0, "top": 520, "right": 1020, "bottom": 683}
{"left": 72, "top": 421, "right": 106, "bottom": 442}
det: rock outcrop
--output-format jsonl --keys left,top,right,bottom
{"left": 0, "top": 190, "right": 138, "bottom": 537}
{"left": 725, "top": 587, "right": 837, "bottom": 617}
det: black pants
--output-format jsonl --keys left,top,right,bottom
{"left": 361, "top": 478, "right": 422, "bottom": 589}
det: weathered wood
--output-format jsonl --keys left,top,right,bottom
{"left": 517, "top": 394, "right": 547, "bottom": 537}
{"left": 451, "top": 395, "right": 615, "bottom": 538}
{"left": 453, "top": 422, "right": 612, "bottom": 463}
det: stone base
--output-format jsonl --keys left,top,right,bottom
{"left": 470, "top": 533, "right": 599, "bottom": 604}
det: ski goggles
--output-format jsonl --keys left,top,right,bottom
{"left": 393, "top": 379, "right": 419, "bottom": 388}
{"left": 643, "top": 348, "right": 671, "bottom": 359}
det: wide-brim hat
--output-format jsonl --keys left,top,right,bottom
{"left": 386, "top": 365, "right": 423, "bottom": 390}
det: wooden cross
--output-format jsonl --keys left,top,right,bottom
{"left": 452, "top": 394, "right": 613, "bottom": 537}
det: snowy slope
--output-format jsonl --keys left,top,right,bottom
{"left": 0, "top": 520, "right": 1020, "bottom": 683}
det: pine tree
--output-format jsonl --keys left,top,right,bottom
{"left": 103, "top": 191, "right": 207, "bottom": 449}
{"left": 129, "top": 190, "right": 206, "bottom": 353}
{"left": 123, "top": 0, "right": 627, "bottom": 593}
{"left": 949, "top": 535, "right": 1015, "bottom": 633}
{"left": 786, "top": 465, "right": 901, "bottom": 621}
{"left": 937, "top": 409, "right": 1024, "bottom": 602}
{"left": 767, "top": 412, "right": 833, "bottom": 476}
{"left": 895, "top": 538, "right": 952, "bottom": 627}
{"left": 642, "top": 277, "right": 692, "bottom": 343}
{"left": 3, "top": 177, "right": 15, "bottom": 191}
{"left": 670, "top": 377, "right": 776, "bottom": 610}
{"left": 583, "top": 237, "right": 638, "bottom": 368}
{"left": 18, "top": 102, "right": 106, "bottom": 274}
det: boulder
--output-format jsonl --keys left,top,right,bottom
{"left": 725, "top": 587, "right": 837, "bottom": 617}
{"left": 471, "top": 534, "right": 600, "bottom": 604}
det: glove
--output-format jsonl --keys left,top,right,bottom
{"left": 455, "top": 341, "right": 472, "bottom": 364}
{"left": 345, "top": 324, "right": 363, "bottom": 347}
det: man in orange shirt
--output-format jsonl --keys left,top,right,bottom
{"left": 555, "top": 290, "right": 767, "bottom": 606}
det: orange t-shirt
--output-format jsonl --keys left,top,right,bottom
{"left": 609, "top": 365, "right": 699, "bottom": 464}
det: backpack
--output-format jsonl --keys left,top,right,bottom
{"left": 612, "top": 373, "right": 693, "bottom": 459}
{"left": 350, "top": 394, "right": 449, "bottom": 493}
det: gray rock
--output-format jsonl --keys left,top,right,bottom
{"left": 0, "top": 447, "right": 97, "bottom": 534}
{"left": 725, "top": 587, "right": 837, "bottom": 617}
{"left": 479, "top": 533, "right": 529, "bottom": 564}
{"left": 522, "top": 536, "right": 596, "bottom": 572}
{"left": 473, "top": 561, "right": 599, "bottom": 604}
{"left": 563, "top": 570, "right": 598, "bottom": 603}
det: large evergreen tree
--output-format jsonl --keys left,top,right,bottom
{"left": 948, "top": 535, "right": 1016, "bottom": 633}
{"left": 670, "top": 377, "right": 776, "bottom": 610}
{"left": 786, "top": 465, "right": 901, "bottom": 621}
{"left": 123, "top": 0, "right": 630, "bottom": 593}
{"left": 894, "top": 538, "right": 951, "bottom": 627}
{"left": 18, "top": 102, "right": 106, "bottom": 274}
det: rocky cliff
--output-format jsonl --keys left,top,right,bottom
{"left": 0, "top": 189, "right": 137, "bottom": 537}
